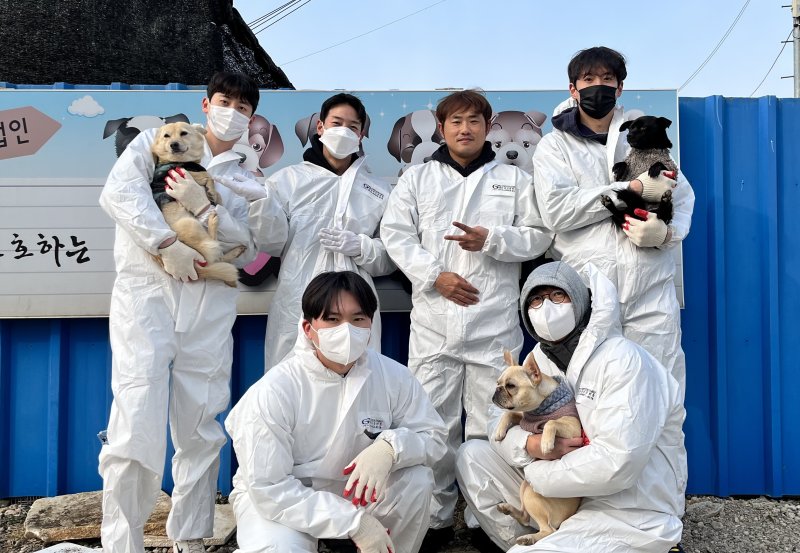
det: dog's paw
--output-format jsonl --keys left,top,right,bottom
{"left": 540, "top": 438, "right": 555, "bottom": 456}
{"left": 497, "top": 503, "right": 513, "bottom": 515}
{"left": 516, "top": 535, "right": 538, "bottom": 546}
{"left": 493, "top": 427, "right": 509, "bottom": 442}
{"left": 661, "top": 189, "right": 673, "bottom": 202}
{"left": 600, "top": 194, "right": 614, "bottom": 208}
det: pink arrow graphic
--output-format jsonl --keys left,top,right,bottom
{"left": 0, "top": 106, "right": 62, "bottom": 161}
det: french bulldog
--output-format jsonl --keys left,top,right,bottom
{"left": 492, "top": 349, "right": 582, "bottom": 545}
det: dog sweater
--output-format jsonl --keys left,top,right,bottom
{"left": 151, "top": 161, "right": 208, "bottom": 208}
{"left": 519, "top": 376, "right": 579, "bottom": 434}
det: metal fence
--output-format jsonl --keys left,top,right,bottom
{"left": 1, "top": 96, "right": 797, "bottom": 498}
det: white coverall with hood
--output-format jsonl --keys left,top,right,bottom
{"left": 532, "top": 101, "right": 694, "bottom": 399}
{"left": 456, "top": 263, "right": 687, "bottom": 552}
{"left": 98, "top": 129, "right": 256, "bottom": 552}
{"left": 380, "top": 157, "right": 553, "bottom": 528}
{"left": 249, "top": 156, "right": 395, "bottom": 370}
{"left": 224, "top": 327, "right": 447, "bottom": 553}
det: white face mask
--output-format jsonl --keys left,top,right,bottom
{"left": 207, "top": 104, "right": 250, "bottom": 142}
{"left": 319, "top": 125, "right": 361, "bottom": 159}
{"left": 528, "top": 300, "right": 576, "bottom": 342}
{"left": 312, "top": 322, "right": 371, "bottom": 365}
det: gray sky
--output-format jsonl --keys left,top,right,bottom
{"left": 234, "top": 0, "right": 793, "bottom": 98}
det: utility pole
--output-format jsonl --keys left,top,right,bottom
{"left": 794, "top": 0, "right": 800, "bottom": 97}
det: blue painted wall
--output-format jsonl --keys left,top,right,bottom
{"left": 1, "top": 96, "right": 797, "bottom": 498}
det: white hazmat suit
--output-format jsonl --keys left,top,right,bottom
{"left": 98, "top": 129, "right": 256, "bottom": 553}
{"left": 249, "top": 156, "right": 395, "bottom": 370}
{"left": 532, "top": 101, "right": 694, "bottom": 399}
{"left": 224, "top": 329, "right": 447, "bottom": 553}
{"left": 456, "top": 265, "right": 687, "bottom": 552}
{"left": 380, "top": 157, "right": 552, "bottom": 528}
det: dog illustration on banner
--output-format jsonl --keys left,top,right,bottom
{"left": 387, "top": 109, "right": 444, "bottom": 176}
{"left": 231, "top": 114, "right": 285, "bottom": 177}
{"left": 486, "top": 110, "right": 547, "bottom": 174}
{"left": 103, "top": 114, "right": 190, "bottom": 157}
{"left": 233, "top": 115, "right": 285, "bottom": 287}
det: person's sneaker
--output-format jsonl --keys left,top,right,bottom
{"left": 669, "top": 545, "right": 685, "bottom": 553}
{"left": 420, "top": 526, "right": 455, "bottom": 552}
{"left": 173, "top": 539, "right": 206, "bottom": 553}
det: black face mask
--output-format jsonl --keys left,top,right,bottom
{"left": 578, "top": 84, "right": 618, "bottom": 120}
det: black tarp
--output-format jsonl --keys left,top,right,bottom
{"left": 0, "top": 0, "right": 294, "bottom": 88}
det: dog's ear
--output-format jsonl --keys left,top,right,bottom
{"left": 657, "top": 117, "right": 672, "bottom": 129}
{"left": 164, "top": 113, "right": 190, "bottom": 124}
{"left": 192, "top": 123, "right": 207, "bottom": 135}
{"left": 522, "top": 352, "right": 542, "bottom": 384}
{"left": 294, "top": 114, "right": 316, "bottom": 147}
{"left": 259, "top": 123, "right": 285, "bottom": 168}
{"left": 619, "top": 120, "right": 633, "bottom": 132}
{"left": 525, "top": 110, "right": 547, "bottom": 128}
{"left": 387, "top": 116, "right": 406, "bottom": 162}
{"left": 503, "top": 349, "right": 516, "bottom": 367}
{"left": 103, "top": 118, "right": 130, "bottom": 139}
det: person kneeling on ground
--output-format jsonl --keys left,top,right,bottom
{"left": 225, "top": 270, "right": 447, "bottom": 553}
{"left": 456, "top": 261, "right": 687, "bottom": 552}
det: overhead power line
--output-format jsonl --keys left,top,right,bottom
{"left": 248, "top": 0, "right": 310, "bottom": 34}
{"left": 749, "top": 28, "right": 794, "bottom": 97}
{"left": 278, "top": 0, "right": 448, "bottom": 66}
{"left": 678, "top": 0, "right": 751, "bottom": 91}
{"left": 254, "top": 0, "right": 311, "bottom": 35}
{"left": 248, "top": 1, "right": 298, "bottom": 27}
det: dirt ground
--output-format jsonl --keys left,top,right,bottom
{"left": 4, "top": 495, "right": 800, "bottom": 552}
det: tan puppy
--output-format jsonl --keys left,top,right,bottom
{"left": 150, "top": 122, "right": 245, "bottom": 287}
{"left": 492, "top": 350, "right": 582, "bottom": 545}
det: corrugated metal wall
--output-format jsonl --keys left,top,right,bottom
{"left": 1, "top": 96, "right": 797, "bottom": 498}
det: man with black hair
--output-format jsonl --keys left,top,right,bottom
{"left": 532, "top": 46, "right": 695, "bottom": 401}
{"left": 380, "top": 89, "right": 552, "bottom": 548}
{"left": 456, "top": 261, "right": 687, "bottom": 552}
{"left": 225, "top": 271, "right": 446, "bottom": 553}
{"left": 224, "top": 93, "right": 395, "bottom": 371}
{"left": 98, "top": 71, "right": 259, "bottom": 553}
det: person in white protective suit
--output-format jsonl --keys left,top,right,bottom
{"left": 219, "top": 93, "right": 395, "bottom": 371}
{"left": 455, "top": 260, "right": 688, "bottom": 552}
{"left": 98, "top": 72, "right": 259, "bottom": 553}
{"left": 532, "top": 46, "right": 694, "bottom": 402}
{"left": 379, "top": 90, "right": 553, "bottom": 548}
{"left": 224, "top": 271, "right": 447, "bottom": 553}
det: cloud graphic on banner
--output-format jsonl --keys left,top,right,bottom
{"left": 68, "top": 95, "right": 105, "bottom": 117}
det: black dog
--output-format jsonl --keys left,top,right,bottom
{"left": 601, "top": 116, "right": 678, "bottom": 227}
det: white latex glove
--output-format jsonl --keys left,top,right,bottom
{"left": 158, "top": 239, "right": 206, "bottom": 282}
{"left": 349, "top": 513, "right": 394, "bottom": 553}
{"left": 633, "top": 169, "right": 677, "bottom": 202}
{"left": 319, "top": 227, "right": 362, "bottom": 257}
{"left": 217, "top": 174, "right": 268, "bottom": 201}
{"left": 165, "top": 167, "right": 212, "bottom": 216}
{"left": 342, "top": 439, "right": 394, "bottom": 506}
{"left": 623, "top": 210, "right": 668, "bottom": 247}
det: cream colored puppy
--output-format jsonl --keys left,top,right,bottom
{"left": 492, "top": 349, "right": 582, "bottom": 545}
{"left": 150, "top": 122, "right": 245, "bottom": 286}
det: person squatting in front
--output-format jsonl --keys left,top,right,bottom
{"left": 225, "top": 271, "right": 447, "bottom": 553}
{"left": 98, "top": 71, "right": 259, "bottom": 553}
{"left": 380, "top": 89, "right": 553, "bottom": 548}
{"left": 456, "top": 261, "right": 687, "bottom": 552}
